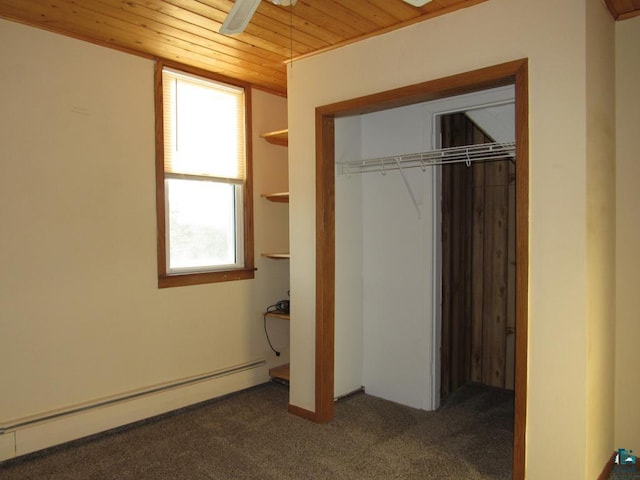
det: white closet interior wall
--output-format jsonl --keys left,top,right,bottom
{"left": 334, "top": 86, "right": 515, "bottom": 410}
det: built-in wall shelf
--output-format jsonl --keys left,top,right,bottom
{"left": 261, "top": 253, "right": 290, "bottom": 259}
{"left": 261, "top": 192, "right": 289, "bottom": 203}
{"left": 260, "top": 129, "right": 288, "bottom": 147}
{"left": 269, "top": 363, "right": 290, "bottom": 383}
{"left": 261, "top": 127, "right": 290, "bottom": 388}
{"left": 265, "top": 310, "right": 290, "bottom": 321}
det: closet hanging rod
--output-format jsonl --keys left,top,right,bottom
{"left": 339, "top": 141, "right": 515, "bottom": 175}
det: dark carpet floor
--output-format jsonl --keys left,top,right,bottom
{"left": 0, "top": 382, "right": 513, "bottom": 479}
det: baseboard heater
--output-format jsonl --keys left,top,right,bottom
{"left": 0, "top": 358, "right": 265, "bottom": 435}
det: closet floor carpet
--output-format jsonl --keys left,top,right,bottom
{"left": 0, "top": 382, "right": 513, "bottom": 479}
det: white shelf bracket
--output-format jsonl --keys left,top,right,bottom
{"left": 393, "top": 157, "right": 421, "bottom": 218}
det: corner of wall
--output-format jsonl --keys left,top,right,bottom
{"left": 584, "top": 0, "right": 616, "bottom": 477}
{"left": 614, "top": 14, "right": 640, "bottom": 455}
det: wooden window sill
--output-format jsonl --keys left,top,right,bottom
{"left": 158, "top": 267, "right": 256, "bottom": 288}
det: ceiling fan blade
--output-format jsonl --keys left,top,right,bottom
{"left": 220, "top": 0, "right": 262, "bottom": 35}
{"left": 402, "top": 0, "right": 433, "bottom": 6}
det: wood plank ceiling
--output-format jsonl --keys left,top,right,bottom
{"left": 0, "top": 0, "right": 637, "bottom": 96}
{"left": 606, "top": 0, "right": 640, "bottom": 20}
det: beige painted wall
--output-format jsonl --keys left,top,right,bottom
{"left": 0, "top": 18, "right": 289, "bottom": 458}
{"left": 287, "top": 0, "right": 616, "bottom": 477}
{"left": 615, "top": 15, "right": 640, "bottom": 452}
{"left": 585, "top": 1, "right": 616, "bottom": 477}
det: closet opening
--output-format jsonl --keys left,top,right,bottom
{"left": 314, "top": 59, "right": 528, "bottom": 480}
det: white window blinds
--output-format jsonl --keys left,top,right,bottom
{"left": 162, "top": 67, "right": 246, "bottom": 180}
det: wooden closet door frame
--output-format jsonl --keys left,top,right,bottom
{"left": 313, "top": 59, "right": 529, "bottom": 480}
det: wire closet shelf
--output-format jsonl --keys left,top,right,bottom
{"left": 338, "top": 141, "right": 516, "bottom": 176}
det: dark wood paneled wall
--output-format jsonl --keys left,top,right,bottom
{"left": 440, "top": 113, "right": 515, "bottom": 398}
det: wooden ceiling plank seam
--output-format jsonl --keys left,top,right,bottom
{"left": 96, "top": 0, "right": 288, "bottom": 73}
{"left": 290, "top": 0, "right": 490, "bottom": 64}
{"left": 119, "top": 2, "right": 309, "bottom": 59}
{"left": 0, "top": 5, "right": 156, "bottom": 63}
{"left": 129, "top": 0, "right": 286, "bottom": 63}
{"left": 366, "top": 0, "right": 424, "bottom": 22}
{"left": 157, "top": 52, "right": 285, "bottom": 91}
{"left": 616, "top": 9, "right": 640, "bottom": 19}
{"left": 420, "top": 0, "right": 490, "bottom": 18}
{"left": 0, "top": 8, "right": 285, "bottom": 95}
{"left": 603, "top": 0, "right": 622, "bottom": 19}
{"left": 150, "top": 1, "right": 285, "bottom": 62}
{"left": 0, "top": 0, "right": 289, "bottom": 93}
{"left": 334, "top": 0, "right": 407, "bottom": 28}
{"left": 194, "top": 0, "right": 315, "bottom": 52}
{"left": 54, "top": 0, "right": 288, "bottom": 79}
{"left": 192, "top": 0, "right": 233, "bottom": 13}
{"left": 252, "top": 2, "right": 346, "bottom": 44}
{"left": 159, "top": 56, "right": 286, "bottom": 95}
{"left": 621, "top": 0, "right": 640, "bottom": 13}
{"left": 0, "top": 0, "right": 287, "bottom": 88}
{"left": 284, "top": 2, "right": 370, "bottom": 39}
{"left": 300, "top": 0, "right": 382, "bottom": 34}
{"left": 418, "top": 0, "right": 458, "bottom": 14}
{"left": 208, "top": 0, "right": 327, "bottom": 43}
{"left": 604, "top": 0, "right": 640, "bottom": 18}
{"left": 228, "top": 22, "right": 311, "bottom": 55}
{"left": 97, "top": 0, "right": 298, "bottom": 61}
{"left": 244, "top": 10, "right": 332, "bottom": 51}
{"left": 159, "top": 0, "right": 305, "bottom": 56}
{"left": 248, "top": 9, "right": 339, "bottom": 48}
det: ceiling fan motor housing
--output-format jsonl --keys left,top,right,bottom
{"left": 403, "top": 0, "right": 433, "bottom": 6}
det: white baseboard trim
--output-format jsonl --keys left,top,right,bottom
{"left": 1, "top": 361, "right": 268, "bottom": 461}
{"left": 0, "top": 432, "right": 16, "bottom": 462}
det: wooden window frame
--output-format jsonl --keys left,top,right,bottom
{"left": 154, "top": 60, "right": 255, "bottom": 288}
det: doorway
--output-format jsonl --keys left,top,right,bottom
{"left": 313, "top": 59, "right": 528, "bottom": 479}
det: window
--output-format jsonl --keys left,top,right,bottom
{"left": 155, "top": 62, "right": 254, "bottom": 288}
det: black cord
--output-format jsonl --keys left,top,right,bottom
{"left": 263, "top": 308, "right": 281, "bottom": 357}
